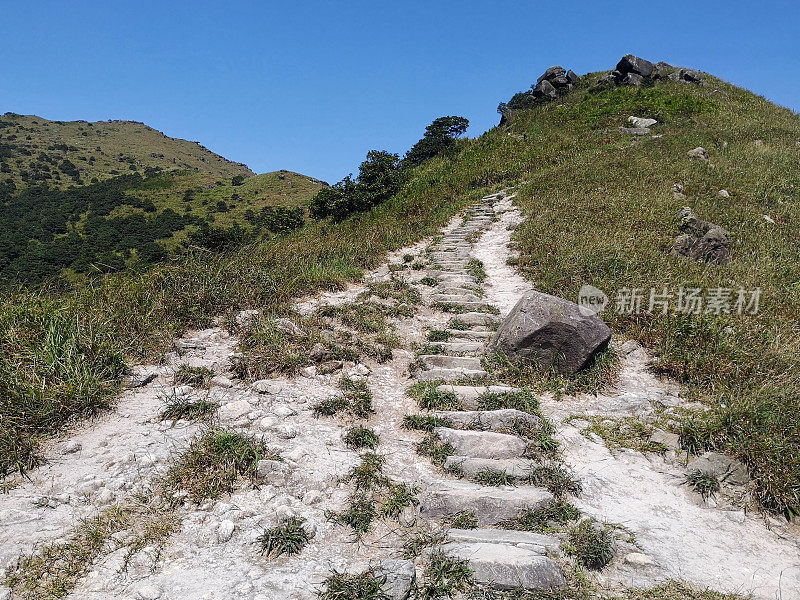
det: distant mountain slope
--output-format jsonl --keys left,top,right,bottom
{"left": 0, "top": 113, "right": 253, "bottom": 188}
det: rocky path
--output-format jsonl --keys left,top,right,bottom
{"left": 0, "top": 193, "right": 798, "bottom": 600}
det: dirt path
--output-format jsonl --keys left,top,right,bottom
{"left": 1, "top": 195, "right": 797, "bottom": 600}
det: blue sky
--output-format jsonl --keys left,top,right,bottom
{"left": 2, "top": 1, "right": 798, "bottom": 183}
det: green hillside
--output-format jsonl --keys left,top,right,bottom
{"left": 2, "top": 57, "right": 799, "bottom": 518}
{"left": 0, "top": 111, "right": 326, "bottom": 283}
{"left": 0, "top": 113, "right": 252, "bottom": 188}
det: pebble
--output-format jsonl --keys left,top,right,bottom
{"left": 60, "top": 440, "right": 82, "bottom": 454}
{"left": 272, "top": 404, "right": 295, "bottom": 418}
{"left": 253, "top": 380, "right": 282, "bottom": 395}
{"left": 135, "top": 584, "right": 163, "bottom": 600}
{"left": 624, "top": 552, "right": 655, "bottom": 566}
{"left": 276, "top": 425, "right": 298, "bottom": 439}
{"left": 218, "top": 400, "right": 252, "bottom": 421}
{"left": 217, "top": 520, "right": 235, "bottom": 543}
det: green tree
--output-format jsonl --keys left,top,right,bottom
{"left": 402, "top": 116, "right": 469, "bottom": 168}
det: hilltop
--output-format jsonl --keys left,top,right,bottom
{"left": 0, "top": 113, "right": 252, "bottom": 188}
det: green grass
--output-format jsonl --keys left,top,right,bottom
{"left": 418, "top": 551, "right": 473, "bottom": 599}
{"left": 319, "top": 570, "right": 389, "bottom": 600}
{"left": 427, "top": 329, "right": 451, "bottom": 342}
{"left": 313, "top": 377, "right": 374, "bottom": 419}
{"left": 380, "top": 482, "right": 418, "bottom": 517}
{"left": 501, "top": 500, "right": 582, "bottom": 533}
{"left": 577, "top": 416, "right": 670, "bottom": 454}
{"left": 345, "top": 452, "right": 388, "bottom": 490}
{"left": 327, "top": 494, "right": 376, "bottom": 537}
{"left": 402, "top": 414, "right": 453, "bottom": 431}
{"left": 527, "top": 465, "right": 582, "bottom": 499}
{"left": 466, "top": 258, "right": 487, "bottom": 282}
{"left": 257, "top": 517, "right": 309, "bottom": 559}
{"left": 415, "top": 434, "right": 456, "bottom": 467}
{"left": 408, "top": 382, "right": 462, "bottom": 411}
{"left": 163, "top": 429, "right": 274, "bottom": 502}
{"left": 343, "top": 425, "right": 380, "bottom": 450}
{"left": 471, "top": 468, "right": 514, "bottom": 486}
{"left": 445, "top": 511, "right": 479, "bottom": 529}
{"left": 565, "top": 520, "right": 615, "bottom": 570}
{"left": 685, "top": 470, "right": 721, "bottom": 500}
{"left": 173, "top": 364, "right": 215, "bottom": 388}
{"left": 159, "top": 396, "right": 217, "bottom": 422}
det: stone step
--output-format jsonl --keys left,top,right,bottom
{"left": 437, "top": 341, "right": 484, "bottom": 354}
{"left": 437, "top": 301, "right": 497, "bottom": 312}
{"left": 445, "top": 329, "right": 493, "bottom": 340}
{"left": 421, "top": 355, "right": 483, "bottom": 370}
{"left": 415, "top": 368, "right": 488, "bottom": 382}
{"left": 431, "top": 293, "right": 482, "bottom": 304}
{"left": 445, "top": 528, "right": 560, "bottom": 553}
{"left": 444, "top": 456, "right": 538, "bottom": 478}
{"left": 434, "top": 541, "right": 565, "bottom": 591}
{"left": 434, "top": 286, "right": 480, "bottom": 296}
{"left": 434, "top": 428, "right": 527, "bottom": 459}
{"left": 432, "top": 408, "right": 542, "bottom": 432}
{"left": 419, "top": 480, "right": 552, "bottom": 525}
{"left": 436, "top": 385, "right": 519, "bottom": 409}
{"left": 451, "top": 312, "right": 500, "bottom": 326}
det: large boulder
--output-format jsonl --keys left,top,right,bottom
{"left": 487, "top": 291, "right": 611, "bottom": 375}
{"left": 616, "top": 54, "right": 654, "bottom": 78}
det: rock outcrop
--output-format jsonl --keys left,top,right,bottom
{"left": 598, "top": 54, "right": 705, "bottom": 87}
{"left": 671, "top": 207, "right": 731, "bottom": 265}
{"left": 487, "top": 291, "right": 612, "bottom": 375}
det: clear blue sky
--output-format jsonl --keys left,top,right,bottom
{"left": 2, "top": 1, "right": 798, "bottom": 183}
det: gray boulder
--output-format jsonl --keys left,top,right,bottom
{"left": 616, "top": 54, "right": 654, "bottom": 78}
{"left": 687, "top": 452, "right": 749, "bottom": 487}
{"left": 536, "top": 66, "right": 566, "bottom": 85}
{"left": 487, "top": 291, "right": 612, "bottom": 375}
{"left": 566, "top": 69, "right": 579, "bottom": 84}
{"left": 533, "top": 79, "right": 558, "bottom": 99}
{"left": 671, "top": 207, "right": 730, "bottom": 265}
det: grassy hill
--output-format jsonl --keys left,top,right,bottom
{"left": 0, "top": 111, "right": 326, "bottom": 283}
{"left": 0, "top": 113, "right": 252, "bottom": 188}
{"left": 2, "top": 59, "right": 799, "bottom": 518}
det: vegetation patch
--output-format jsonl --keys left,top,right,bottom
{"left": 164, "top": 429, "right": 274, "bottom": 502}
{"left": 343, "top": 425, "right": 380, "bottom": 450}
{"left": 466, "top": 258, "right": 487, "bottom": 282}
{"left": 416, "top": 434, "right": 456, "bottom": 467}
{"left": 575, "top": 416, "right": 669, "bottom": 454}
{"left": 173, "top": 364, "right": 215, "bottom": 388}
{"left": 407, "top": 382, "right": 462, "bottom": 411}
{"left": 159, "top": 395, "right": 217, "bottom": 422}
{"left": 417, "top": 550, "right": 473, "bottom": 599}
{"left": 258, "top": 517, "right": 309, "bottom": 559}
{"left": 565, "top": 520, "right": 615, "bottom": 570}
{"left": 313, "top": 377, "right": 374, "bottom": 419}
{"left": 685, "top": 470, "right": 721, "bottom": 500}
{"left": 319, "top": 570, "right": 388, "bottom": 600}
{"left": 501, "top": 500, "right": 582, "bottom": 533}
{"left": 402, "top": 414, "right": 453, "bottom": 432}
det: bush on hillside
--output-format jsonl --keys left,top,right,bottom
{"left": 310, "top": 150, "right": 404, "bottom": 222}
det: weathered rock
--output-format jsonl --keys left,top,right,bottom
{"left": 487, "top": 291, "right": 612, "bottom": 375}
{"left": 452, "top": 312, "right": 500, "bottom": 327}
{"left": 566, "top": 69, "right": 579, "bottom": 84}
{"left": 616, "top": 54, "right": 654, "bottom": 78}
{"left": 533, "top": 79, "right": 558, "bottom": 99}
{"left": 444, "top": 456, "right": 538, "bottom": 478}
{"left": 275, "top": 318, "right": 305, "bottom": 337}
{"left": 135, "top": 585, "right": 163, "bottom": 600}
{"left": 217, "top": 400, "right": 252, "bottom": 421}
{"left": 416, "top": 367, "right": 488, "bottom": 382}
{"left": 718, "top": 189, "right": 730, "bottom": 198}
{"left": 687, "top": 146, "right": 710, "bottom": 162}
{"left": 252, "top": 380, "right": 282, "bottom": 394}
{"left": 672, "top": 207, "right": 730, "bottom": 265}
{"left": 625, "top": 552, "right": 656, "bottom": 566}
{"left": 122, "top": 367, "right": 159, "bottom": 389}
{"left": 649, "top": 429, "right": 681, "bottom": 450}
{"left": 256, "top": 459, "right": 287, "bottom": 484}
{"left": 687, "top": 452, "right": 749, "bottom": 486}
{"left": 375, "top": 559, "right": 416, "bottom": 600}
{"left": 217, "top": 519, "right": 235, "bottom": 543}
{"left": 446, "top": 528, "right": 560, "bottom": 554}
{"left": 623, "top": 72, "right": 645, "bottom": 86}
{"left": 434, "top": 428, "right": 527, "bottom": 459}
{"left": 234, "top": 309, "right": 259, "bottom": 327}
{"left": 421, "top": 355, "right": 483, "bottom": 371}
{"left": 629, "top": 116, "right": 657, "bottom": 128}
{"left": 432, "top": 408, "right": 542, "bottom": 432}
{"left": 420, "top": 480, "right": 552, "bottom": 525}
{"left": 536, "top": 66, "right": 566, "bottom": 85}
{"left": 435, "top": 541, "right": 565, "bottom": 590}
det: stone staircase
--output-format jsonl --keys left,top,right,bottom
{"left": 409, "top": 194, "right": 567, "bottom": 592}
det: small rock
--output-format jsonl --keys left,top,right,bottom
{"left": 135, "top": 585, "right": 162, "bottom": 600}
{"left": 375, "top": 559, "right": 416, "bottom": 600}
{"left": 212, "top": 375, "right": 234, "bottom": 388}
{"left": 302, "top": 490, "right": 323, "bottom": 505}
{"left": 276, "top": 425, "right": 298, "bottom": 439}
{"left": 763, "top": 215, "right": 776, "bottom": 224}
{"left": 687, "top": 147, "right": 710, "bottom": 162}
{"left": 301, "top": 366, "right": 318, "bottom": 378}
{"left": 619, "top": 340, "right": 640, "bottom": 356}
{"left": 649, "top": 429, "right": 680, "bottom": 450}
{"left": 754, "top": 139, "right": 764, "bottom": 148}
{"left": 628, "top": 116, "right": 657, "bottom": 128}
{"left": 350, "top": 364, "right": 370, "bottom": 377}
{"left": 235, "top": 309, "right": 260, "bottom": 327}
{"left": 252, "top": 380, "right": 282, "bottom": 394}
{"left": 60, "top": 440, "right": 82, "bottom": 455}
{"left": 173, "top": 385, "right": 194, "bottom": 397}
{"left": 217, "top": 519, "right": 235, "bottom": 542}
{"left": 718, "top": 189, "right": 730, "bottom": 198}
{"left": 624, "top": 552, "right": 655, "bottom": 566}
{"left": 309, "top": 343, "right": 329, "bottom": 362}
{"left": 275, "top": 504, "right": 296, "bottom": 522}
{"left": 271, "top": 404, "right": 295, "bottom": 418}
{"left": 317, "top": 360, "right": 344, "bottom": 375}
{"left": 686, "top": 452, "right": 750, "bottom": 486}
{"left": 275, "top": 318, "right": 305, "bottom": 337}
{"left": 256, "top": 459, "right": 287, "bottom": 484}
{"left": 258, "top": 416, "right": 278, "bottom": 430}
{"left": 217, "top": 400, "right": 252, "bottom": 421}
{"left": 95, "top": 489, "right": 115, "bottom": 506}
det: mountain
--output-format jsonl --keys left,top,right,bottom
{"left": 0, "top": 113, "right": 252, "bottom": 188}
{"left": 0, "top": 114, "right": 325, "bottom": 282}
